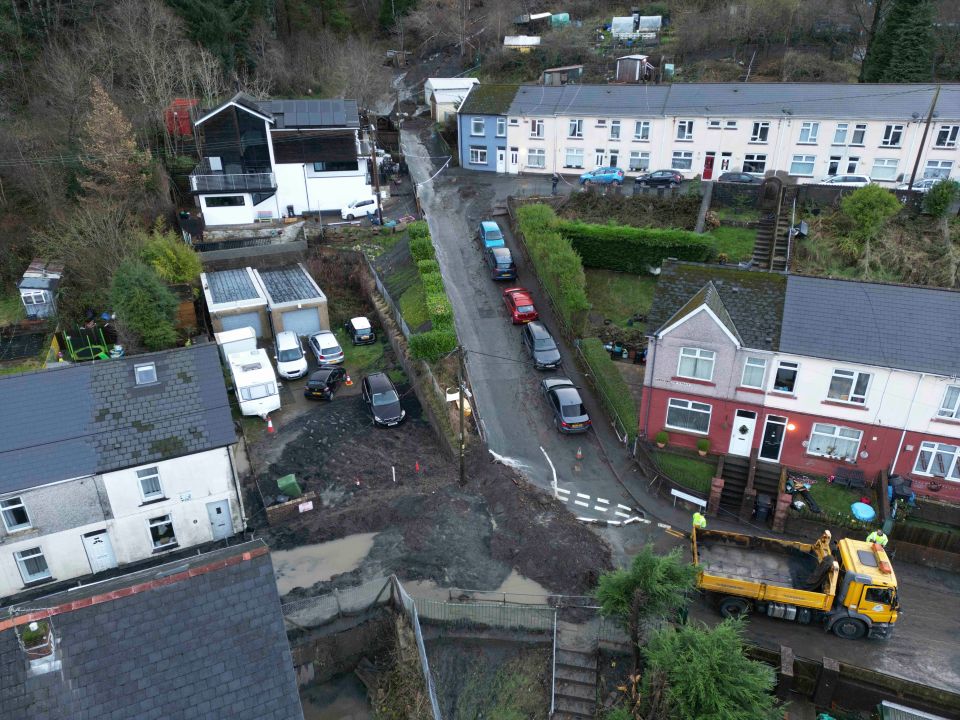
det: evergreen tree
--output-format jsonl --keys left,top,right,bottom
{"left": 379, "top": 0, "right": 417, "bottom": 31}
{"left": 110, "top": 260, "right": 179, "bottom": 350}
{"left": 861, "top": 0, "right": 934, "bottom": 83}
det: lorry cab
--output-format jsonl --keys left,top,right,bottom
{"left": 833, "top": 539, "right": 899, "bottom": 636}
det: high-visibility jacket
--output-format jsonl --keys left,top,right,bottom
{"left": 866, "top": 530, "right": 888, "bottom": 547}
{"left": 692, "top": 512, "right": 707, "bottom": 529}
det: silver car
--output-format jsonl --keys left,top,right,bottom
{"left": 308, "top": 331, "right": 344, "bottom": 365}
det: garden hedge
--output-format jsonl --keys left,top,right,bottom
{"left": 557, "top": 221, "right": 715, "bottom": 273}
{"left": 420, "top": 271, "right": 445, "bottom": 294}
{"left": 407, "top": 220, "right": 430, "bottom": 240}
{"left": 409, "top": 236, "right": 435, "bottom": 262}
{"left": 579, "top": 337, "right": 638, "bottom": 440}
{"left": 417, "top": 259, "right": 440, "bottom": 275}
{"left": 404, "top": 222, "right": 459, "bottom": 362}
{"left": 409, "top": 328, "right": 457, "bottom": 362}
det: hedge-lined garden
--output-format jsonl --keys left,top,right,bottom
{"left": 406, "top": 221, "right": 458, "bottom": 362}
{"left": 556, "top": 220, "right": 715, "bottom": 273}
{"left": 579, "top": 337, "right": 638, "bottom": 440}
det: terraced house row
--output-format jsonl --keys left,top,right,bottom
{"left": 457, "top": 82, "right": 960, "bottom": 184}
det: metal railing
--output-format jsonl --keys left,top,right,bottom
{"left": 189, "top": 171, "right": 276, "bottom": 193}
{"left": 365, "top": 254, "right": 413, "bottom": 339}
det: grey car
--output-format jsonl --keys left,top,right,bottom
{"left": 362, "top": 372, "right": 405, "bottom": 427}
{"left": 521, "top": 321, "right": 561, "bottom": 370}
{"left": 540, "top": 377, "right": 591, "bottom": 433}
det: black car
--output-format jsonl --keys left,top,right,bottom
{"left": 303, "top": 366, "right": 346, "bottom": 400}
{"left": 486, "top": 247, "right": 517, "bottom": 280}
{"left": 635, "top": 170, "right": 683, "bottom": 188}
{"left": 521, "top": 321, "right": 561, "bottom": 370}
{"left": 716, "top": 172, "right": 762, "bottom": 184}
{"left": 362, "top": 372, "right": 405, "bottom": 426}
{"left": 540, "top": 377, "right": 591, "bottom": 434}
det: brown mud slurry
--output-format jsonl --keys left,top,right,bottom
{"left": 248, "top": 390, "right": 612, "bottom": 599}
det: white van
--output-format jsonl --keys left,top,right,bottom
{"left": 341, "top": 197, "right": 378, "bottom": 220}
{"left": 274, "top": 330, "right": 308, "bottom": 380}
{"left": 229, "top": 349, "right": 281, "bottom": 418}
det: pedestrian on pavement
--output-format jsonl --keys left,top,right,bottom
{"left": 551, "top": 173, "right": 559, "bottom": 195}
{"left": 692, "top": 512, "right": 706, "bottom": 531}
{"left": 866, "top": 528, "right": 889, "bottom": 547}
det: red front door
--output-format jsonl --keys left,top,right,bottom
{"left": 703, "top": 153, "right": 715, "bottom": 180}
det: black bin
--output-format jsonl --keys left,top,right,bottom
{"left": 755, "top": 493, "right": 773, "bottom": 523}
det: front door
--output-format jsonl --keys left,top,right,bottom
{"left": 703, "top": 152, "right": 716, "bottom": 180}
{"left": 721, "top": 152, "right": 732, "bottom": 171}
{"left": 206, "top": 500, "right": 234, "bottom": 540}
{"left": 82, "top": 530, "right": 117, "bottom": 574}
{"left": 496, "top": 148, "right": 506, "bottom": 173}
{"left": 727, "top": 409, "right": 757, "bottom": 456}
{"left": 759, "top": 415, "right": 788, "bottom": 462}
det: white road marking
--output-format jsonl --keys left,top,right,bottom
{"left": 540, "top": 446, "right": 559, "bottom": 498}
{"left": 615, "top": 511, "right": 631, "bottom": 519}
{"left": 574, "top": 500, "right": 590, "bottom": 508}
{"left": 657, "top": 523, "right": 671, "bottom": 529}
{"left": 617, "top": 504, "right": 632, "bottom": 511}
{"left": 595, "top": 497, "right": 609, "bottom": 505}
{"left": 593, "top": 505, "right": 608, "bottom": 512}
{"left": 489, "top": 449, "right": 528, "bottom": 470}
{"left": 576, "top": 492, "right": 590, "bottom": 499}
{"left": 556, "top": 487, "right": 570, "bottom": 495}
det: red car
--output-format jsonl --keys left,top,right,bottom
{"left": 503, "top": 287, "right": 539, "bottom": 324}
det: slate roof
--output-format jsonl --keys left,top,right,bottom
{"left": 649, "top": 261, "right": 787, "bottom": 351}
{"left": 780, "top": 275, "right": 960, "bottom": 376}
{"left": 0, "top": 343, "right": 236, "bottom": 495}
{"left": 256, "top": 265, "right": 326, "bottom": 304}
{"left": 206, "top": 268, "right": 265, "bottom": 305}
{"left": 0, "top": 541, "right": 304, "bottom": 720}
{"left": 459, "top": 84, "right": 520, "bottom": 116}
{"left": 510, "top": 84, "right": 669, "bottom": 118}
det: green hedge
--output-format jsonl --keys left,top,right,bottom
{"left": 407, "top": 220, "right": 430, "bottom": 240}
{"left": 579, "top": 337, "right": 638, "bottom": 440}
{"left": 557, "top": 221, "right": 715, "bottom": 272}
{"left": 417, "top": 259, "right": 440, "bottom": 274}
{"left": 409, "top": 328, "right": 457, "bottom": 362}
{"left": 409, "top": 236, "right": 435, "bottom": 262}
{"left": 403, "top": 222, "right": 459, "bottom": 362}
{"left": 515, "top": 204, "right": 591, "bottom": 334}
{"left": 421, "top": 271, "right": 445, "bottom": 294}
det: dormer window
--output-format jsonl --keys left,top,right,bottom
{"left": 135, "top": 363, "right": 157, "bottom": 385}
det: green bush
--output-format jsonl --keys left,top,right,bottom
{"left": 579, "top": 337, "right": 638, "bottom": 439}
{"left": 655, "top": 430, "right": 669, "bottom": 446}
{"left": 407, "top": 220, "right": 430, "bottom": 240}
{"left": 409, "top": 327, "right": 457, "bottom": 362}
{"left": 425, "top": 291, "right": 453, "bottom": 321}
{"left": 420, "top": 271, "right": 445, "bottom": 294}
{"left": 409, "top": 236, "right": 435, "bottom": 262}
{"left": 923, "top": 179, "right": 960, "bottom": 218}
{"left": 140, "top": 222, "right": 202, "bottom": 284}
{"left": 516, "top": 204, "right": 591, "bottom": 334}
{"left": 417, "top": 258, "right": 440, "bottom": 275}
{"left": 557, "top": 220, "right": 716, "bottom": 272}
{"left": 110, "top": 260, "right": 178, "bottom": 350}
{"left": 696, "top": 438, "right": 710, "bottom": 453}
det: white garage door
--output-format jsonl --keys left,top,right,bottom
{"left": 281, "top": 307, "right": 322, "bottom": 336}
{"left": 219, "top": 311, "right": 264, "bottom": 338}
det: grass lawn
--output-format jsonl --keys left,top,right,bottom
{"left": 584, "top": 268, "right": 657, "bottom": 329}
{"left": 708, "top": 226, "right": 757, "bottom": 263}
{"left": 398, "top": 280, "right": 429, "bottom": 331}
{"left": 713, "top": 206, "right": 761, "bottom": 224}
{"left": 0, "top": 290, "right": 25, "bottom": 325}
{"left": 654, "top": 450, "right": 716, "bottom": 494}
{"left": 804, "top": 480, "right": 860, "bottom": 517}
{"left": 335, "top": 329, "right": 389, "bottom": 376}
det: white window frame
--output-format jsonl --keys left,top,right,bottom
{"left": 634, "top": 120, "right": 650, "bottom": 141}
{"left": 924, "top": 160, "right": 953, "bottom": 179}
{"left": 470, "top": 117, "right": 485, "bottom": 136}
{"left": 881, "top": 124, "right": 904, "bottom": 148}
{"left": 771, "top": 361, "right": 799, "bottom": 394}
{"left": 750, "top": 122, "right": 770, "bottom": 143}
{"left": 21, "top": 290, "right": 46, "bottom": 305}
{"left": 707, "top": 119, "right": 721, "bottom": 129}
{"left": 725, "top": 121, "right": 738, "bottom": 129}
{"left": 469, "top": 146, "right": 487, "bottom": 165}
{"left": 827, "top": 156, "right": 842, "bottom": 176}
{"left": 913, "top": 441, "right": 960, "bottom": 481}
{"left": 851, "top": 124, "right": 867, "bottom": 146}
{"left": 568, "top": 119, "right": 583, "bottom": 138}
{"left": 740, "top": 357, "right": 767, "bottom": 389}
{"left": 610, "top": 120, "right": 621, "bottom": 140}
{"left": 790, "top": 154, "right": 816, "bottom": 176}
{"left": 148, "top": 514, "right": 178, "bottom": 550}
{"left": 530, "top": 119, "right": 544, "bottom": 138}
{"left": 846, "top": 157, "right": 861, "bottom": 174}
{"left": 938, "top": 385, "right": 960, "bottom": 419}
{"left": 743, "top": 154, "right": 767, "bottom": 174}
{"left": 137, "top": 466, "right": 164, "bottom": 501}
{"left": 628, "top": 150, "right": 650, "bottom": 171}
{"left": 496, "top": 117, "right": 506, "bottom": 137}
{"left": 595, "top": 119, "right": 607, "bottom": 127}
{"left": 807, "top": 423, "right": 863, "bottom": 462}
{"left": 870, "top": 158, "right": 899, "bottom": 181}
{"left": 609, "top": 149, "right": 619, "bottom": 168}
{"left": 676, "top": 120, "right": 694, "bottom": 141}
{"left": 595, "top": 149, "right": 605, "bottom": 167}
{"left": 827, "top": 368, "right": 871, "bottom": 405}
{"left": 508, "top": 118, "right": 519, "bottom": 126}
{"left": 665, "top": 398, "right": 712, "bottom": 435}
{"left": 564, "top": 147, "right": 584, "bottom": 169}
{"left": 833, "top": 123, "right": 848, "bottom": 145}
{"left": 134, "top": 362, "right": 157, "bottom": 385}
{"left": 671, "top": 151, "right": 693, "bottom": 170}
{"left": 15, "top": 547, "right": 51, "bottom": 584}
{"left": 677, "top": 347, "right": 715, "bottom": 381}
{"left": 799, "top": 122, "right": 819, "bottom": 144}
{"left": 240, "top": 382, "right": 276, "bottom": 401}
{"left": 1, "top": 496, "right": 32, "bottom": 532}
{"left": 527, "top": 148, "right": 546, "bottom": 169}
{"left": 935, "top": 125, "right": 959, "bottom": 149}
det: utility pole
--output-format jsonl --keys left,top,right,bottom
{"left": 369, "top": 124, "right": 384, "bottom": 225}
{"left": 458, "top": 344, "right": 466, "bottom": 486}
{"left": 908, "top": 85, "right": 940, "bottom": 191}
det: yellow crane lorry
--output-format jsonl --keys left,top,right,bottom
{"left": 692, "top": 528, "right": 899, "bottom": 640}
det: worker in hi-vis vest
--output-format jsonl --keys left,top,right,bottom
{"left": 692, "top": 512, "right": 707, "bottom": 530}
{"left": 866, "top": 529, "right": 889, "bottom": 547}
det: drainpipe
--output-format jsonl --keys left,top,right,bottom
{"left": 890, "top": 372, "right": 925, "bottom": 474}
{"left": 227, "top": 445, "right": 249, "bottom": 531}
{"left": 642, "top": 335, "right": 659, "bottom": 438}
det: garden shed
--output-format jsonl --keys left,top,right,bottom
{"left": 254, "top": 263, "right": 329, "bottom": 337}
{"left": 200, "top": 267, "right": 270, "bottom": 339}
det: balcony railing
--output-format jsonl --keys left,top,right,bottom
{"left": 189, "top": 170, "right": 277, "bottom": 194}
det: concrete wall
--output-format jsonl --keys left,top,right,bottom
{"left": 273, "top": 162, "right": 370, "bottom": 215}
{"left": 458, "top": 113, "right": 506, "bottom": 172}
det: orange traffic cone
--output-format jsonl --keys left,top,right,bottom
{"left": 345, "top": 374, "right": 354, "bottom": 387}
{"left": 576, "top": 446, "right": 583, "bottom": 460}
{"left": 267, "top": 416, "right": 275, "bottom": 434}
{"left": 415, "top": 461, "right": 421, "bottom": 473}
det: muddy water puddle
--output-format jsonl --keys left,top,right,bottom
{"left": 401, "top": 569, "right": 552, "bottom": 603}
{"left": 301, "top": 673, "right": 372, "bottom": 720}
{"left": 273, "top": 532, "right": 378, "bottom": 596}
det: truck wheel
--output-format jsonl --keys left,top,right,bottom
{"left": 832, "top": 618, "right": 867, "bottom": 640}
{"left": 718, "top": 597, "right": 750, "bottom": 619}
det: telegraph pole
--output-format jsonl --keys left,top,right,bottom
{"left": 908, "top": 85, "right": 940, "bottom": 191}
{"left": 369, "top": 124, "right": 384, "bottom": 225}
{"left": 458, "top": 344, "right": 466, "bottom": 486}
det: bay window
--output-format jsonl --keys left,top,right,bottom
{"left": 665, "top": 398, "right": 712, "bottom": 434}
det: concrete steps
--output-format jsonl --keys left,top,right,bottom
{"left": 554, "top": 646, "right": 597, "bottom": 720}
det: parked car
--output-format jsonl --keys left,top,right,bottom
{"left": 341, "top": 196, "right": 378, "bottom": 220}
{"left": 308, "top": 331, "right": 345, "bottom": 365}
{"left": 635, "top": 170, "right": 683, "bottom": 188}
{"left": 485, "top": 247, "right": 517, "bottom": 280}
{"left": 579, "top": 166, "right": 625, "bottom": 186}
{"left": 362, "top": 372, "right": 405, "bottom": 427}
{"left": 478, "top": 220, "right": 505, "bottom": 248}
{"left": 273, "top": 330, "right": 308, "bottom": 380}
{"left": 818, "top": 174, "right": 871, "bottom": 188}
{"left": 540, "top": 377, "right": 591, "bottom": 433}
{"left": 502, "top": 287, "right": 539, "bottom": 324}
{"left": 521, "top": 321, "right": 561, "bottom": 370}
{"left": 717, "top": 172, "right": 762, "bottom": 184}
{"left": 895, "top": 178, "right": 941, "bottom": 193}
{"left": 344, "top": 316, "right": 376, "bottom": 345}
{"left": 303, "top": 366, "right": 346, "bottom": 400}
